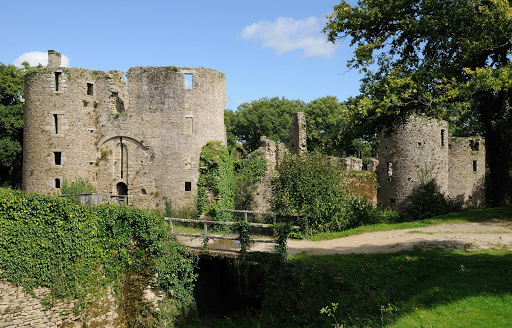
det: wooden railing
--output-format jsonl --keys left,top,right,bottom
{"left": 165, "top": 209, "right": 303, "bottom": 251}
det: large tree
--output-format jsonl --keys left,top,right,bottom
{"left": 0, "top": 63, "right": 25, "bottom": 187}
{"left": 324, "top": 0, "right": 512, "bottom": 206}
{"left": 228, "top": 97, "right": 307, "bottom": 153}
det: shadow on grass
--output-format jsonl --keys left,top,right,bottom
{"left": 184, "top": 249, "right": 512, "bottom": 328}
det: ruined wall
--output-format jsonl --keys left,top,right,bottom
{"left": 0, "top": 281, "right": 120, "bottom": 327}
{"left": 283, "top": 112, "right": 307, "bottom": 155}
{"left": 378, "top": 115, "right": 449, "bottom": 210}
{"left": 448, "top": 136, "right": 486, "bottom": 207}
{"left": 23, "top": 50, "right": 227, "bottom": 211}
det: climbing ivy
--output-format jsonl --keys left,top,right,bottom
{"left": 236, "top": 221, "right": 251, "bottom": 254}
{"left": 197, "top": 141, "right": 234, "bottom": 222}
{"left": 0, "top": 188, "right": 197, "bottom": 326}
{"left": 234, "top": 152, "right": 267, "bottom": 210}
{"left": 273, "top": 222, "right": 293, "bottom": 257}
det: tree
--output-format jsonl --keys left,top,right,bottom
{"left": 324, "top": 0, "right": 512, "bottom": 206}
{"left": 0, "top": 63, "right": 25, "bottom": 187}
{"left": 230, "top": 97, "right": 307, "bottom": 153}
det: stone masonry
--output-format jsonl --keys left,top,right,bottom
{"left": 23, "top": 50, "right": 227, "bottom": 211}
{"left": 378, "top": 115, "right": 485, "bottom": 210}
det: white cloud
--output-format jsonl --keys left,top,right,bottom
{"left": 240, "top": 16, "right": 339, "bottom": 59}
{"left": 13, "top": 51, "right": 70, "bottom": 67}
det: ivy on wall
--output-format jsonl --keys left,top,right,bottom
{"left": 234, "top": 152, "right": 267, "bottom": 210}
{"left": 197, "top": 141, "right": 234, "bottom": 221}
{"left": 0, "top": 188, "right": 197, "bottom": 326}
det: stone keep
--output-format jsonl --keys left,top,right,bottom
{"left": 23, "top": 50, "right": 227, "bottom": 211}
{"left": 378, "top": 115, "right": 485, "bottom": 210}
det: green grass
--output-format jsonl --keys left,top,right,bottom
{"left": 309, "top": 206, "right": 512, "bottom": 241}
{"left": 183, "top": 206, "right": 512, "bottom": 328}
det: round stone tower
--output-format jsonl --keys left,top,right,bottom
{"left": 377, "top": 115, "right": 449, "bottom": 210}
{"left": 23, "top": 50, "right": 227, "bottom": 211}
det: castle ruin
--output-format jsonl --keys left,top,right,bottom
{"left": 22, "top": 50, "right": 227, "bottom": 211}
{"left": 378, "top": 115, "right": 485, "bottom": 210}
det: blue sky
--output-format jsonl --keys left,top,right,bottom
{"left": 2, "top": 0, "right": 360, "bottom": 110}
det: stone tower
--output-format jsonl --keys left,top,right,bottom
{"left": 23, "top": 50, "right": 227, "bottom": 211}
{"left": 377, "top": 115, "right": 485, "bottom": 210}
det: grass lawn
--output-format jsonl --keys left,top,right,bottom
{"left": 184, "top": 206, "right": 512, "bottom": 327}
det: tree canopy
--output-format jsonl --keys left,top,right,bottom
{"left": 324, "top": 0, "right": 512, "bottom": 205}
{"left": 0, "top": 63, "right": 25, "bottom": 187}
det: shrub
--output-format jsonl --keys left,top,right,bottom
{"left": 271, "top": 152, "right": 379, "bottom": 235}
{"left": 60, "top": 176, "right": 96, "bottom": 205}
{"left": 0, "top": 188, "right": 197, "bottom": 325}
{"left": 402, "top": 179, "right": 461, "bottom": 220}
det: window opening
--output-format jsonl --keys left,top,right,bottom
{"left": 387, "top": 162, "right": 393, "bottom": 176}
{"left": 470, "top": 139, "right": 480, "bottom": 151}
{"left": 87, "top": 83, "right": 93, "bottom": 96}
{"left": 441, "top": 129, "right": 445, "bottom": 147}
{"left": 54, "top": 152, "right": 62, "bottom": 165}
{"left": 185, "top": 182, "right": 192, "bottom": 191}
{"left": 473, "top": 160, "right": 477, "bottom": 172}
{"left": 55, "top": 178, "right": 61, "bottom": 188}
{"left": 55, "top": 72, "right": 61, "bottom": 91}
{"left": 53, "top": 114, "right": 59, "bottom": 134}
{"left": 390, "top": 198, "right": 396, "bottom": 204}
{"left": 184, "top": 74, "right": 193, "bottom": 89}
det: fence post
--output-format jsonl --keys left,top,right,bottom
{"left": 244, "top": 211, "right": 248, "bottom": 222}
{"left": 203, "top": 221, "right": 208, "bottom": 246}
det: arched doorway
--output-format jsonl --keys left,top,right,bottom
{"left": 116, "top": 182, "right": 128, "bottom": 205}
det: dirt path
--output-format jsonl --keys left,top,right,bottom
{"left": 286, "top": 220, "right": 512, "bottom": 255}
{"left": 176, "top": 220, "right": 512, "bottom": 255}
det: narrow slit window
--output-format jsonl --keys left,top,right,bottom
{"left": 53, "top": 114, "right": 59, "bottom": 134}
{"left": 55, "top": 72, "right": 61, "bottom": 91}
{"left": 55, "top": 178, "right": 61, "bottom": 188}
{"left": 387, "top": 162, "right": 393, "bottom": 176}
{"left": 54, "top": 152, "right": 62, "bottom": 165}
{"left": 185, "top": 182, "right": 192, "bottom": 191}
{"left": 473, "top": 160, "right": 478, "bottom": 172}
{"left": 87, "top": 83, "right": 93, "bottom": 96}
{"left": 390, "top": 198, "right": 396, "bottom": 204}
{"left": 184, "top": 74, "right": 193, "bottom": 89}
{"left": 441, "top": 129, "right": 445, "bottom": 147}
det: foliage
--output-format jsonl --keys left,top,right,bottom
{"left": 323, "top": 0, "right": 512, "bottom": 206}
{"left": 236, "top": 221, "right": 250, "bottom": 254}
{"left": 197, "top": 141, "right": 234, "bottom": 222}
{"left": 60, "top": 176, "right": 97, "bottom": 205}
{"left": 271, "top": 152, "right": 377, "bottom": 235}
{"left": 229, "top": 97, "right": 307, "bottom": 153}
{"left": 0, "top": 188, "right": 197, "bottom": 326}
{"left": 402, "top": 181, "right": 462, "bottom": 221}
{"left": 272, "top": 222, "right": 293, "bottom": 257}
{"left": 234, "top": 152, "right": 267, "bottom": 210}
{"left": 0, "top": 63, "right": 29, "bottom": 187}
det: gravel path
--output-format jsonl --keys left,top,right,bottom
{"left": 286, "top": 220, "right": 512, "bottom": 255}
{"left": 177, "top": 220, "right": 512, "bottom": 255}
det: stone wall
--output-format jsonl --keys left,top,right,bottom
{"left": 448, "top": 136, "right": 486, "bottom": 207}
{"left": 378, "top": 115, "right": 485, "bottom": 211}
{"left": 0, "top": 281, "right": 120, "bottom": 328}
{"left": 23, "top": 50, "right": 227, "bottom": 211}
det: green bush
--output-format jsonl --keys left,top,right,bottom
{"left": 0, "top": 188, "right": 197, "bottom": 326}
{"left": 271, "top": 152, "right": 380, "bottom": 235}
{"left": 60, "top": 176, "right": 96, "bottom": 205}
{"left": 402, "top": 180, "right": 461, "bottom": 220}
